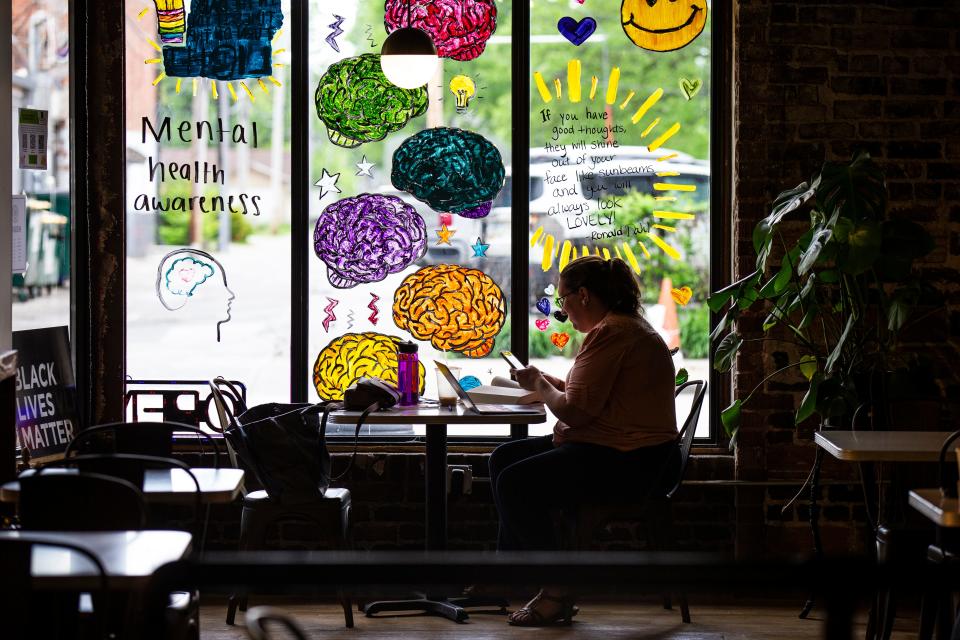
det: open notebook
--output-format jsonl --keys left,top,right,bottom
{"left": 434, "top": 362, "right": 542, "bottom": 415}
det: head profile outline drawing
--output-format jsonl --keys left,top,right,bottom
{"left": 155, "top": 248, "right": 235, "bottom": 342}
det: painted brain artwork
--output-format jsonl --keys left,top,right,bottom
{"left": 313, "top": 332, "right": 426, "bottom": 401}
{"left": 159, "top": 0, "right": 283, "bottom": 80}
{"left": 164, "top": 256, "right": 215, "bottom": 297}
{"left": 391, "top": 127, "right": 504, "bottom": 217}
{"left": 392, "top": 264, "right": 506, "bottom": 358}
{"left": 313, "top": 193, "right": 427, "bottom": 288}
{"left": 384, "top": 0, "right": 497, "bottom": 61}
{"left": 315, "top": 53, "right": 429, "bottom": 148}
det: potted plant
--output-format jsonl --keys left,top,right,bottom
{"left": 708, "top": 150, "right": 935, "bottom": 445}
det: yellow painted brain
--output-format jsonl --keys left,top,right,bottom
{"left": 313, "top": 332, "right": 426, "bottom": 401}
{"left": 392, "top": 264, "right": 506, "bottom": 358}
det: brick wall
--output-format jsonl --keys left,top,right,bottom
{"left": 731, "top": 1, "right": 960, "bottom": 557}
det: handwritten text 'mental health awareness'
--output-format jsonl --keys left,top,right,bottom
{"left": 134, "top": 116, "right": 262, "bottom": 216}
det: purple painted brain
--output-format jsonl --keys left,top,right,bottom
{"left": 314, "top": 193, "right": 427, "bottom": 289}
{"left": 384, "top": 0, "right": 497, "bottom": 62}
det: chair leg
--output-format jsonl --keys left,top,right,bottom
{"left": 225, "top": 595, "right": 239, "bottom": 626}
{"left": 338, "top": 589, "right": 354, "bottom": 628}
{"left": 880, "top": 589, "right": 896, "bottom": 640}
{"left": 919, "top": 589, "right": 938, "bottom": 640}
{"left": 678, "top": 593, "right": 691, "bottom": 624}
{"left": 662, "top": 593, "right": 672, "bottom": 610}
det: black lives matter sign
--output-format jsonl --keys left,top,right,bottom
{"left": 12, "top": 327, "right": 78, "bottom": 461}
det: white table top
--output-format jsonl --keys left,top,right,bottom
{"left": 0, "top": 529, "right": 192, "bottom": 588}
{"left": 814, "top": 431, "right": 952, "bottom": 462}
{"left": 1, "top": 467, "right": 245, "bottom": 504}
{"left": 332, "top": 402, "right": 547, "bottom": 425}
{"left": 909, "top": 489, "right": 960, "bottom": 527}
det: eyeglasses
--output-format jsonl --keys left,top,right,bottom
{"left": 554, "top": 292, "right": 569, "bottom": 309}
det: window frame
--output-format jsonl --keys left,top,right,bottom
{"left": 78, "top": 1, "right": 729, "bottom": 446}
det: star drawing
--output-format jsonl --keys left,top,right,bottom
{"left": 315, "top": 168, "right": 341, "bottom": 200}
{"left": 435, "top": 224, "right": 455, "bottom": 245}
{"left": 355, "top": 155, "right": 375, "bottom": 178}
{"left": 471, "top": 236, "right": 490, "bottom": 258}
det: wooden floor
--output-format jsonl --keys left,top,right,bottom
{"left": 200, "top": 596, "right": 923, "bottom": 639}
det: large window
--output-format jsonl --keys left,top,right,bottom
{"left": 119, "top": 0, "right": 716, "bottom": 440}
{"left": 308, "top": 0, "right": 513, "bottom": 436}
{"left": 124, "top": 0, "right": 292, "bottom": 407}
{"left": 11, "top": 0, "right": 71, "bottom": 332}
{"left": 526, "top": 0, "right": 712, "bottom": 438}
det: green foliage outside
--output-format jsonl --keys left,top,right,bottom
{"left": 679, "top": 304, "right": 709, "bottom": 359}
{"left": 155, "top": 180, "right": 254, "bottom": 246}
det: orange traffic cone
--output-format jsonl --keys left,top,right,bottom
{"left": 658, "top": 277, "right": 681, "bottom": 352}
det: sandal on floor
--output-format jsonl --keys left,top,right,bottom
{"left": 507, "top": 593, "right": 578, "bottom": 627}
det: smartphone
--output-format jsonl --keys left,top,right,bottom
{"left": 500, "top": 350, "right": 525, "bottom": 370}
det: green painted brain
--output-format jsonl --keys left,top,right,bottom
{"left": 314, "top": 53, "right": 429, "bottom": 148}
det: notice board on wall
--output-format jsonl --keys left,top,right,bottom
{"left": 12, "top": 326, "right": 78, "bottom": 463}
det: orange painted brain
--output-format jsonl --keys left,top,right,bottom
{"left": 313, "top": 332, "right": 426, "bottom": 401}
{"left": 392, "top": 264, "right": 505, "bottom": 358}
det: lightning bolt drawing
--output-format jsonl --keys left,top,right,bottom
{"left": 346, "top": 309, "right": 355, "bottom": 330}
{"left": 368, "top": 293, "right": 380, "bottom": 325}
{"left": 364, "top": 24, "right": 377, "bottom": 48}
{"left": 326, "top": 15, "right": 344, "bottom": 53}
{"left": 322, "top": 297, "right": 339, "bottom": 333}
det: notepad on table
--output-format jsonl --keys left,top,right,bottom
{"left": 466, "top": 376, "right": 541, "bottom": 405}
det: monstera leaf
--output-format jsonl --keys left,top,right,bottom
{"left": 817, "top": 150, "right": 886, "bottom": 223}
{"left": 753, "top": 179, "right": 819, "bottom": 270}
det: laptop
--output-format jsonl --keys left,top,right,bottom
{"left": 434, "top": 362, "right": 543, "bottom": 415}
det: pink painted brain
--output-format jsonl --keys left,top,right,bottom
{"left": 392, "top": 264, "right": 506, "bottom": 358}
{"left": 313, "top": 193, "right": 427, "bottom": 289}
{"left": 384, "top": 0, "right": 497, "bottom": 61}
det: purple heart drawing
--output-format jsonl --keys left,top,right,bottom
{"left": 536, "top": 297, "right": 552, "bottom": 316}
{"left": 557, "top": 16, "right": 597, "bottom": 46}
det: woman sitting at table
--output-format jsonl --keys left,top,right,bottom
{"left": 489, "top": 255, "right": 680, "bottom": 626}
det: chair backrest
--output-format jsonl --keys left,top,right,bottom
{"left": 19, "top": 470, "right": 147, "bottom": 531}
{"left": 209, "top": 379, "right": 248, "bottom": 495}
{"left": 36, "top": 453, "right": 203, "bottom": 540}
{"left": 65, "top": 421, "right": 220, "bottom": 469}
{"left": 0, "top": 537, "right": 109, "bottom": 640}
{"left": 244, "top": 606, "right": 310, "bottom": 640}
{"left": 665, "top": 380, "right": 707, "bottom": 499}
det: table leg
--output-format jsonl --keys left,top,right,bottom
{"left": 363, "top": 422, "right": 470, "bottom": 623}
{"left": 800, "top": 446, "right": 824, "bottom": 619}
{"left": 426, "top": 423, "right": 447, "bottom": 551}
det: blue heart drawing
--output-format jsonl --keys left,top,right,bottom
{"left": 536, "top": 297, "right": 552, "bottom": 316}
{"left": 557, "top": 16, "right": 597, "bottom": 46}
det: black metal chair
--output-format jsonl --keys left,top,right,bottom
{"left": 569, "top": 379, "right": 707, "bottom": 624}
{"left": 210, "top": 378, "right": 354, "bottom": 629}
{"left": 0, "top": 536, "right": 110, "bottom": 640}
{"left": 65, "top": 420, "right": 220, "bottom": 470}
{"left": 244, "top": 606, "right": 311, "bottom": 640}
{"left": 19, "top": 469, "right": 147, "bottom": 531}
{"left": 916, "top": 430, "right": 960, "bottom": 640}
{"left": 28, "top": 454, "right": 202, "bottom": 640}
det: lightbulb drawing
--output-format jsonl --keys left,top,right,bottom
{"left": 449, "top": 74, "right": 476, "bottom": 112}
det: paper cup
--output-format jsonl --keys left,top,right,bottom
{"left": 436, "top": 366, "right": 461, "bottom": 407}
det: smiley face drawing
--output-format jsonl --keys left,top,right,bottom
{"left": 620, "top": 0, "right": 708, "bottom": 52}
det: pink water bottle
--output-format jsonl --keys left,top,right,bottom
{"left": 397, "top": 341, "right": 419, "bottom": 406}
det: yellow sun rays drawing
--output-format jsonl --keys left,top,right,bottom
{"left": 530, "top": 60, "right": 699, "bottom": 273}
{"left": 138, "top": 3, "right": 285, "bottom": 103}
